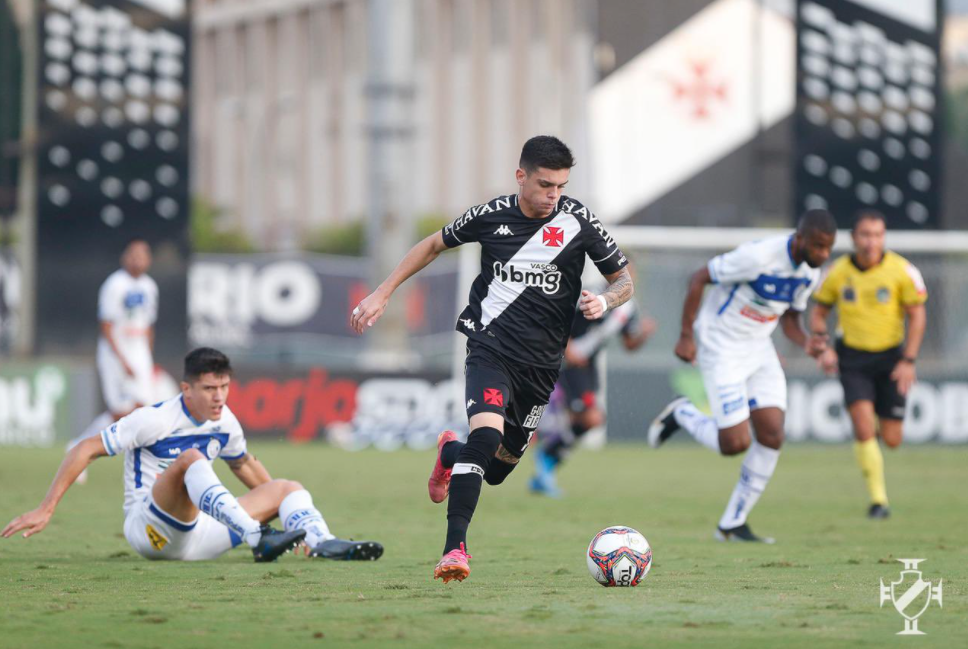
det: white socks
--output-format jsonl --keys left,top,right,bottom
{"left": 674, "top": 400, "right": 721, "bottom": 453}
{"left": 184, "top": 460, "right": 263, "bottom": 547}
{"left": 718, "top": 441, "right": 780, "bottom": 530}
{"left": 279, "top": 489, "right": 334, "bottom": 549}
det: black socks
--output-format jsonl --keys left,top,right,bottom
{"left": 444, "top": 426, "right": 501, "bottom": 554}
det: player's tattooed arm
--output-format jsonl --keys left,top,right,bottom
{"left": 601, "top": 267, "right": 634, "bottom": 311}
{"left": 580, "top": 267, "right": 634, "bottom": 320}
{"left": 225, "top": 453, "right": 273, "bottom": 489}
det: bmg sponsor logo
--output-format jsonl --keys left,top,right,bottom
{"left": 492, "top": 262, "right": 562, "bottom": 294}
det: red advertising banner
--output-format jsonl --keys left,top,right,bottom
{"left": 226, "top": 366, "right": 467, "bottom": 449}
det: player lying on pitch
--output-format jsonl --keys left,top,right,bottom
{"left": 3, "top": 347, "right": 383, "bottom": 563}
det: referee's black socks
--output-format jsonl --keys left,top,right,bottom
{"left": 444, "top": 426, "right": 501, "bottom": 554}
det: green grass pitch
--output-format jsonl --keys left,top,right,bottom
{"left": 1, "top": 442, "right": 965, "bottom": 649}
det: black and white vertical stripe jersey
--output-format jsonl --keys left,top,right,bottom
{"left": 441, "top": 194, "right": 629, "bottom": 369}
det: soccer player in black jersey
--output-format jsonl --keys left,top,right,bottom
{"left": 350, "top": 136, "right": 633, "bottom": 583}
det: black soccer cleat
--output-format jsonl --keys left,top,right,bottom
{"left": 715, "top": 523, "right": 776, "bottom": 544}
{"left": 868, "top": 503, "right": 891, "bottom": 519}
{"left": 647, "top": 396, "right": 688, "bottom": 448}
{"left": 252, "top": 525, "right": 306, "bottom": 563}
{"left": 311, "top": 538, "right": 384, "bottom": 561}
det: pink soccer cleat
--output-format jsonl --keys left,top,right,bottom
{"left": 433, "top": 543, "right": 472, "bottom": 583}
{"left": 428, "top": 430, "right": 458, "bottom": 503}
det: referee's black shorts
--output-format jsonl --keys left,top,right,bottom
{"left": 463, "top": 340, "right": 559, "bottom": 458}
{"left": 837, "top": 341, "right": 906, "bottom": 420}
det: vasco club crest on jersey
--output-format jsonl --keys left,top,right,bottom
{"left": 543, "top": 226, "right": 565, "bottom": 247}
{"left": 879, "top": 559, "right": 943, "bottom": 635}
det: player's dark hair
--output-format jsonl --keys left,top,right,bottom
{"left": 519, "top": 135, "right": 576, "bottom": 173}
{"left": 797, "top": 209, "right": 837, "bottom": 237}
{"left": 852, "top": 210, "right": 886, "bottom": 232}
{"left": 184, "top": 347, "right": 233, "bottom": 381}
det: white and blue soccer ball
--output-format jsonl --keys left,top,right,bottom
{"left": 586, "top": 525, "right": 652, "bottom": 587}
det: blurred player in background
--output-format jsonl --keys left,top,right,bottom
{"left": 352, "top": 136, "right": 633, "bottom": 582}
{"left": 648, "top": 210, "right": 836, "bottom": 543}
{"left": 5, "top": 348, "right": 383, "bottom": 562}
{"left": 97, "top": 238, "right": 159, "bottom": 420}
{"left": 810, "top": 211, "right": 927, "bottom": 519}
{"left": 529, "top": 294, "right": 656, "bottom": 497}
{"left": 68, "top": 239, "right": 175, "bottom": 484}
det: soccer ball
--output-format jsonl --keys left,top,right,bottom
{"left": 586, "top": 526, "right": 652, "bottom": 587}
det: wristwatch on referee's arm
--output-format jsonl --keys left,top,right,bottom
{"left": 900, "top": 356, "right": 917, "bottom": 365}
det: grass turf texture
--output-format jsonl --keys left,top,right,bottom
{"left": 1, "top": 443, "right": 965, "bottom": 649}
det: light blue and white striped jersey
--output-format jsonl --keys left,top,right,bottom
{"left": 696, "top": 235, "right": 821, "bottom": 351}
{"left": 100, "top": 394, "right": 247, "bottom": 516}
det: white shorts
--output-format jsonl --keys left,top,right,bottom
{"left": 698, "top": 340, "right": 787, "bottom": 429}
{"left": 124, "top": 495, "right": 241, "bottom": 561}
{"left": 98, "top": 352, "right": 153, "bottom": 414}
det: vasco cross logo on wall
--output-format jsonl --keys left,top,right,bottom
{"left": 879, "top": 559, "right": 943, "bottom": 635}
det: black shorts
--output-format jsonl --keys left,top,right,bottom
{"left": 559, "top": 365, "right": 600, "bottom": 413}
{"left": 463, "top": 340, "right": 559, "bottom": 458}
{"left": 837, "top": 342, "right": 906, "bottom": 420}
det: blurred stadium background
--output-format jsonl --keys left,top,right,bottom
{"left": 2, "top": 0, "right": 968, "bottom": 452}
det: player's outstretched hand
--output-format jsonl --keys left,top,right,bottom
{"left": 817, "top": 347, "right": 838, "bottom": 376}
{"left": 891, "top": 359, "right": 916, "bottom": 396}
{"left": 2, "top": 508, "right": 53, "bottom": 539}
{"left": 578, "top": 290, "right": 606, "bottom": 320}
{"left": 674, "top": 334, "right": 697, "bottom": 364}
{"left": 351, "top": 290, "right": 389, "bottom": 334}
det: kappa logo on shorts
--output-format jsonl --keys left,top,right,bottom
{"left": 483, "top": 388, "right": 504, "bottom": 407}
{"left": 146, "top": 524, "right": 168, "bottom": 551}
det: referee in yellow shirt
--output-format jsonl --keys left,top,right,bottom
{"left": 810, "top": 211, "right": 927, "bottom": 519}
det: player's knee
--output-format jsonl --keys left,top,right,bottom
{"left": 282, "top": 479, "right": 304, "bottom": 494}
{"left": 582, "top": 409, "right": 604, "bottom": 430}
{"left": 720, "top": 433, "right": 751, "bottom": 456}
{"left": 757, "top": 428, "right": 784, "bottom": 450}
{"left": 882, "top": 434, "right": 902, "bottom": 449}
{"left": 177, "top": 448, "right": 207, "bottom": 465}
{"left": 456, "top": 426, "right": 503, "bottom": 472}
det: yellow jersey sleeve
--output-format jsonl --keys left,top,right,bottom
{"left": 813, "top": 258, "right": 845, "bottom": 306}
{"left": 898, "top": 258, "right": 928, "bottom": 306}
